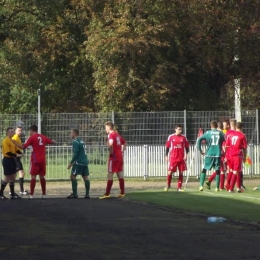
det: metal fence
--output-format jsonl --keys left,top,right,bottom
{"left": 0, "top": 110, "right": 259, "bottom": 145}
{"left": 1, "top": 145, "right": 259, "bottom": 181}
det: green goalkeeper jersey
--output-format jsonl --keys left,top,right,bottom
{"left": 197, "top": 129, "right": 225, "bottom": 157}
{"left": 70, "top": 137, "right": 88, "bottom": 165}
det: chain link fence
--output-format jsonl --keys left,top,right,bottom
{"left": 0, "top": 110, "right": 259, "bottom": 145}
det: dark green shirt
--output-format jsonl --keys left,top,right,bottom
{"left": 197, "top": 129, "right": 225, "bottom": 157}
{"left": 70, "top": 137, "right": 88, "bottom": 165}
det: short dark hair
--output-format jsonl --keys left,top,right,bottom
{"left": 217, "top": 122, "right": 223, "bottom": 129}
{"left": 210, "top": 120, "right": 218, "bottom": 128}
{"left": 71, "top": 129, "right": 79, "bottom": 136}
{"left": 105, "top": 121, "right": 114, "bottom": 129}
{"left": 175, "top": 125, "right": 183, "bottom": 129}
{"left": 29, "top": 125, "right": 38, "bottom": 132}
{"left": 16, "top": 126, "right": 23, "bottom": 130}
{"left": 236, "top": 122, "right": 243, "bottom": 129}
{"left": 6, "top": 127, "right": 13, "bottom": 133}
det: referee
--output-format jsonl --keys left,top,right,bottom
{"left": 0, "top": 127, "right": 22, "bottom": 199}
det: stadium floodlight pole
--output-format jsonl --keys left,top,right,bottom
{"left": 234, "top": 30, "right": 242, "bottom": 122}
{"left": 37, "top": 88, "right": 41, "bottom": 134}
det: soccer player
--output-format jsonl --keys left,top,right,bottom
{"left": 205, "top": 122, "right": 226, "bottom": 190}
{"left": 0, "top": 127, "right": 22, "bottom": 199}
{"left": 224, "top": 119, "right": 237, "bottom": 190}
{"left": 222, "top": 119, "right": 230, "bottom": 134}
{"left": 99, "top": 121, "right": 127, "bottom": 199}
{"left": 67, "top": 129, "right": 90, "bottom": 199}
{"left": 12, "top": 126, "right": 29, "bottom": 195}
{"left": 197, "top": 121, "right": 225, "bottom": 191}
{"left": 225, "top": 122, "right": 247, "bottom": 193}
{"left": 12, "top": 125, "right": 55, "bottom": 199}
{"left": 164, "top": 125, "right": 189, "bottom": 192}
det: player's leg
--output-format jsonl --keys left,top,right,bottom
{"left": 67, "top": 164, "right": 78, "bottom": 199}
{"left": 220, "top": 171, "right": 225, "bottom": 190}
{"left": 199, "top": 168, "right": 207, "bottom": 191}
{"left": 29, "top": 162, "right": 38, "bottom": 198}
{"left": 0, "top": 171, "right": 11, "bottom": 199}
{"left": 38, "top": 163, "right": 47, "bottom": 198}
{"left": 15, "top": 157, "right": 28, "bottom": 195}
{"left": 116, "top": 171, "right": 125, "bottom": 197}
{"left": 214, "top": 157, "right": 221, "bottom": 191}
{"left": 229, "top": 156, "right": 242, "bottom": 192}
{"left": 82, "top": 166, "right": 90, "bottom": 199}
{"left": 200, "top": 157, "right": 212, "bottom": 191}
{"left": 225, "top": 159, "right": 233, "bottom": 191}
{"left": 241, "top": 171, "right": 246, "bottom": 189}
{"left": 99, "top": 159, "right": 114, "bottom": 199}
{"left": 165, "top": 158, "right": 176, "bottom": 191}
{"left": 205, "top": 171, "right": 217, "bottom": 189}
{"left": 177, "top": 161, "right": 186, "bottom": 191}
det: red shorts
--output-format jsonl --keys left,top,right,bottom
{"left": 228, "top": 156, "right": 243, "bottom": 172}
{"left": 108, "top": 159, "right": 123, "bottom": 173}
{"left": 30, "top": 162, "right": 46, "bottom": 176}
{"left": 168, "top": 159, "right": 187, "bottom": 173}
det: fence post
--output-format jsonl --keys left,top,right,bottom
{"left": 184, "top": 110, "right": 187, "bottom": 136}
{"left": 143, "top": 145, "right": 148, "bottom": 180}
{"left": 256, "top": 109, "right": 259, "bottom": 144}
{"left": 248, "top": 144, "right": 253, "bottom": 177}
{"left": 111, "top": 111, "right": 115, "bottom": 124}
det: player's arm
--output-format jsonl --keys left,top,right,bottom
{"left": 165, "top": 140, "right": 170, "bottom": 162}
{"left": 121, "top": 137, "right": 127, "bottom": 152}
{"left": 68, "top": 141, "right": 79, "bottom": 169}
{"left": 242, "top": 136, "right": 247, "bottom": 162}
{"left": 45, "top": 137, "right": 56, "bottom": 145}
{"left": 197, "top": 134, "right": 206, "bottom": 155}
{"left": 108, "top": 138, "right": 113, "bottom": 156}
{"left": 184, "top": 138, "right": 189, "bottom": 161}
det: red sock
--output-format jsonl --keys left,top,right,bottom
{"left": 236, "top": 173, "right": 241, "bottom": 189}
{"left": 178, "top": 174, "right": 183, "bottom": 189}
{"left": 208, "top": 172, "right": 217, "bottom": 183}
{"left": 226, "top": 172, "right": 233, "bottom": 185}
{"left": 119, "top": 178, "right": 125, "bottom": 194}
{"left": 220, "top": 174, "right": 225, "bottom": 189}
{"left": 229, "top": 174, "right": 237, "bottom": 191}
{"left": 105, "top": 180, "right": 113, "bottom": 195}
{"left": 40, "top": 178, "right": 46, "bottom": 195}
{"left": 30, "top": 179, "right": 36, "bottom": 195}
{"left": 167, "top": 174, "right": 172, "bottom": 187}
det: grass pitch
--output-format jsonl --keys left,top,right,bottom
{"left": 127, "top": 184, "right": 260, "bottom": 224}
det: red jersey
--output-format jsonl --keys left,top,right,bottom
{"left": 225, "top": 131, "right": 247, "bottom": 156}
{"left": 108, "top": 131, "right": 126, "bottom": 162}
{"left": 225, "top": 129, "right": 236, "bottom": 158}
{"left": 166, "top": 134, "right": 189, "bottom": 162}
{"left": 23, "top": 133, "right": 53, "bottom": 163}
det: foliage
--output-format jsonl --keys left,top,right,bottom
{"left": 0, "top": 0, "right": 260, "bottom": 112}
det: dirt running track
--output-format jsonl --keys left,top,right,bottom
{"left": 1, "top": 193, "right": 260, "bottom": 260}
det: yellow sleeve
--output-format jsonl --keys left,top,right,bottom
{"left": 2, "top": 138, "right": 17, "bottom": 157}
{"left": 12, "top": 134, "right": 22, "bottom": 152}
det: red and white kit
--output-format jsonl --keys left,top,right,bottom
{"left": 225, "top": 131, "right": 247, "bottom": 172}
{"left": 166, "top": 134, "right": 189, "bottom": 172}
{"left": 108, "top": 132, "right": 126, "bottom": 173}
{"left": 23, "top": 134, "right": 53, "bottom": 176}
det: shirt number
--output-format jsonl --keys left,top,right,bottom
{"left": 38, "top": 137, "right": 43, "bottom": 146}
{"left": 116, "top": 137, "right": 121, "bottom": 145}
{"left": 211, "top": 136, "right": 219, "bottom": 145}
{"left": 231, "top": 136, "right": 238, "bottom": 145}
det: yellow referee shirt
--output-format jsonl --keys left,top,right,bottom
{"left": 12, "top": 134, "right": 22, "bottom": 153}
{"left": 2, "top": 137, "right": 17, "bottom": 157}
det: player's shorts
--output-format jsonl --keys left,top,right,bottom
{"left": 71, "top": 164, "right": 89, "bottom": 176}
{"left": 220, "top": 156, "right": 227, "bottom": 172}
{"left": 228, "top": 156, "right": 243, "bottom": 172}
{"left": 108, "top": 158, "right": 123, "bottom": 173}
{"left": 168, "top": 159, "right": 187, "bottom": 172}
{"left": 2, "top": 157, "right": 16, "bottom": 175}
{"left": 14, "top": 157, "right": 23, "bottom": 171}
{"left": 30, "top": 162, "right": 46, "bottom": 176}
{"left": 203, "top": 156, "right": 221, "bottom": 171}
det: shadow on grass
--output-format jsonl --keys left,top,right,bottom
{"left": 127, "top": 191, "right": 260, "bottom": 224}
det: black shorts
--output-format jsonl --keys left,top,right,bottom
{"left": 2, "top": 157, "right": 17, "bottom": 176}
{"left": 14, "top": 157, "right": 23, "bottom": 171}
